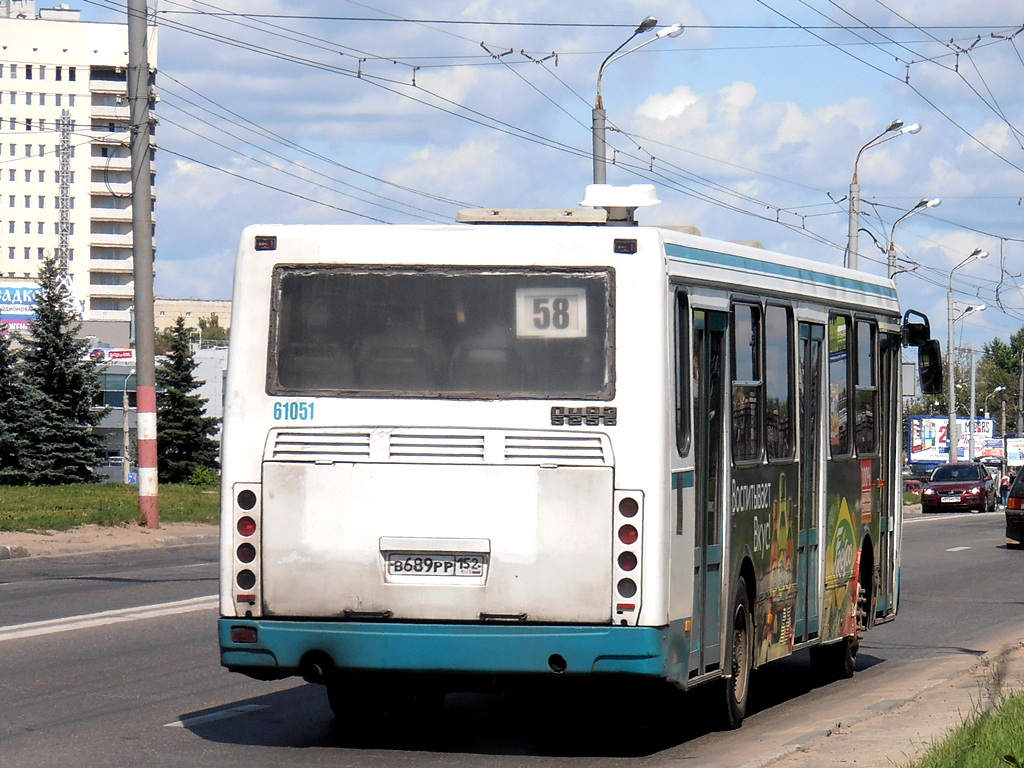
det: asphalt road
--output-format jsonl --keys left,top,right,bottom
{"left": 0, "top": 510, "right": 1019, "bottom": 768}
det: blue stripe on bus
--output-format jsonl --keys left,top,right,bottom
{"left": 672, "top": 470, "right": 695, "bottom": 490}
{"left": 665, "top": 243, "right": 897, "bottom": 299}
{"left": 219, "top": 618, "right": 689, "bottom": 680}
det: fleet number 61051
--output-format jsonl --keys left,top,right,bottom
{"left": 273, "top": 401, "right": 315, "bottom": 420}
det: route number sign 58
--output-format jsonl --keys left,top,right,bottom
{"left": 515, "top": 287, "right": 587, "bottom": 338}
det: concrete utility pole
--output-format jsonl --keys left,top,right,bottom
{"left": 1019, "top": 349, "right": 1023, "bottom": 436}
{"left": 127, "top": 0, "right": 159, "bottom": 527}
{"left": 968, "top": 349, "right": 976, "bottom": 461}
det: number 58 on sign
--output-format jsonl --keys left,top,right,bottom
{"left": 515, "top": 287, "right": 587, "bottom": 338}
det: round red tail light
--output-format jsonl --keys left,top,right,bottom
{"left": 619, "top": 497, "right": 639, "bottom": 518}
{"left": 237, "top": 543, "right": 256, "bottom": 563}
{"left": 618, "top": 524, "right": 638, "bottom": 545}
{"left": 618, "top": 551, "right": 638, "bottom": 571}
{"left": 237, "top": 516, "right": 257, "bottom": 537}
{"left": 617, "top": 578, "right": 637, "bottom": 598}
{"left": 237, "top": 489, "right": 257, "bottom": 510}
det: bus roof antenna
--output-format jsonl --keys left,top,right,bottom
{"left": 580, "top": 183, "right": 661, "bottom": 225}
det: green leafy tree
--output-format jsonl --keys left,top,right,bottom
{"left": 198, "top": 314, "right": 229, "bottom": 345}
{"left": 156, "top": 316, "right": 220, "bottom": 483}
{"left": 979, "top": 333, "right": 1022, "bottom": 430}
{"left": 19, "top": 256, "right": 106, "bottom": 484}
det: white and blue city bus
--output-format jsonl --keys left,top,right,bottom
{"left": 218, "top": 185, "right": 941, "bottom": 729}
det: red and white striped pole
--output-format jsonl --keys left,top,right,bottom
{"left": 135, "top": 384, "right": 159, "bottom": 527}
{"left": 128, "top": 0, "right": 159, "bottom": 528}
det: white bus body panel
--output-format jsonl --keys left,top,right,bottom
{"left": 260, "top": 459, "right": 613, "bottom": 622}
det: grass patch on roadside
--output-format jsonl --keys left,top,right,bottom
{"left": 907, "top": 690, "right": 1024, "bottom": 768}
{"left": 0, "top": 483, "right": 219, "bottom": 532}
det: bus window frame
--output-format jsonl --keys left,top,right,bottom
{"left": 265, "top": 264, "right": 617, "bottom": 401}
{"left": 730, "top": 298, "right": 764, "bottom": 465}
{"left": 764, "top": 302, "right": 795, "bottom": 464}
{"left": 674, "top": 287, "right": 692, "bottom": 457}
{"left": 828, "top": 312, "right": 853, "bottom": 459}
{"left": 854, "top": 317, "right": 880, "bottom": 457}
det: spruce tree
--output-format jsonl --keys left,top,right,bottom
{"left": 20, "top": 256, "right": 107, "bottom": 484}
{"left": 156, "top": 316, "right": 220, "bottom": 483}
{"left": 0, "top": 319, "right": 43, "bottom": 484}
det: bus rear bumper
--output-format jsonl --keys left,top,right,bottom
{"left": 219, "top": 618, "right": 687, "bottom": 682}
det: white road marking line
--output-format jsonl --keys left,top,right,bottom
{"left": 164, "top": 704, "right": 269, "bottom": 728}
{"left": 946, "top": 546, "right": 971, "bottom": 552}
{"left": 0, "top": 595, "right": 218, "bottom": 642}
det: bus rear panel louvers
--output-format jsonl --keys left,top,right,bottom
{"left": 268, "top": 430, "right": 372, "bottom": 461}
{"left": 266, "top": 428, "right": 610, "bottom": 466}
{"left": 504, "top": 434, "right": 608, "bottom": 465}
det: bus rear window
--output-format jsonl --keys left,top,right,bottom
{"left": 268, "top": 267, "right": 613, "bottom": 399}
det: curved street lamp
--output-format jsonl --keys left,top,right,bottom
{"left": 845, "top": 119, "right": 921, "bottom": 269}
{"left": 947, "top": 249, "right": 988, "bottom": 461}
{"left": 985, "top": 385, "right": 1007, "bottom": 419}
{"left": 886, "top": 198, "right": 941, "bottom": 278}
{"left": 592, "top": 17, "right": 683, "bottom": 184}
{"left": 122, "top": 368, "right": 136, "bottom": 484}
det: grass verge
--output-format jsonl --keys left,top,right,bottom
{"left": 907, "top": 687, "right": 1024, "bottom": 768}
{"left": 0, "top": 483, "right": 219, "bottom": 532}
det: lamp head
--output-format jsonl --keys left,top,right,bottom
{"left": 971, "top": 248, "right": 989, "bottom": 260}
{"left": 900, "top": 123, "right": 922, "bottom": 135}
{"left": 636, "top": 16, "right": 658, "bottom": 34}
{"left": 885, "top": 119, "right": 904, "bottom": 132}
{"left": 657, "top": 23, "right": 684, "bottom": 38}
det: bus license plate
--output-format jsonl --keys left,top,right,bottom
{"left": 387, "top": 554, "right": 485, "bottom": 577}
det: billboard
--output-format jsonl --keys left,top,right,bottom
{"left": 908, "top": 415, "right": 998, "bottom": 463}
{"left": 0, "top": 280, "right": 39, "bottom": 330}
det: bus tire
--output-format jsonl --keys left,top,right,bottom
{"left": 721, "top": 577, "right": 753, "bottom": 730}
{"left": 809, "top": 631, "right": 859, "bottom": 681}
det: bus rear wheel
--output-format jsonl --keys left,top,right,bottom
{"left": 721, "top": 577, "right": 753, "bottom": 730}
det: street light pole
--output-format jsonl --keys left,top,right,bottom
{"left": 886, "top": 198, "right": 941, "bottom": 278}
{"left": 122, "top": 368, "right": 135, "bottom": 484}
{"left": 846, "top": 120, "right": 921, "bottom": 270}
{"left": 969, "top": 348, "right": 977, "bottom": 461}
{"left": 592, "top": 17, "right": 682, "bottom": 184}
{"left": 947, "top": 249, "right": 989, "bottom": 462}
{"left": 985, "top": 385, "right": 1006, "bottom": 419}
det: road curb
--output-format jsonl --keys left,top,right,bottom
{"left": 0, "top": 529, "right": 219, "bottom": 560}
{"left": 755, "top": 637, "right": 1024, "bottom": 767}
{"left": 0, "top": 545, "right": 30, "bottom": 560}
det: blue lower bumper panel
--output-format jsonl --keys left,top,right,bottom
{"left": 220, "top": 618, "right": 685, "bottom": 680}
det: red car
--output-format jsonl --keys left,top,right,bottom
{"left": 921, "top": 462, "right": 997, "bottom": 513}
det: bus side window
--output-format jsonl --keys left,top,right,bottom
{"left": 854, "top": 319, "right": 878, "bottom": 454}
{"left": 765, "top": 304, "right": 794, "bottom": 460}
{"left": 828, "top": 315, "right": 851, "bottom": 456}
{"left": 731, "top": 301, "right": 763, "bottom": 462}
{"left": 675, "top": 290, "right": 691, "bottom": 456}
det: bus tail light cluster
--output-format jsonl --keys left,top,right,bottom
{"left": 233, "top": 484, "right": 261, "bottom": 613}
{"left": 612, "top": 491, "right": 644, "bottom": 626}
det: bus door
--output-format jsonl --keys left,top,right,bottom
{"left": 875, "top": 331, "right": 900, "bottom": 619}
{"left": 796, "top": 322, "right": 824, "bottom": 641}
{"left": 691, "top": 309, "right": 727, "bottom": 674}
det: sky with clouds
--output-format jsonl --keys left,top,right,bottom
{"left": 80, "top": 0, "right": 1024, "bottom": 352}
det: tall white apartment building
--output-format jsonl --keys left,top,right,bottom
{"left": 0, "top": 0, "right": 156, "bottom": 321}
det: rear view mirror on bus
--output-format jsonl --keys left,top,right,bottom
{"left": 901, "top": 309, "right": 931, "bottom": 348}
{"left": 918, "top": 339, "right": 943, "bottom": 395}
